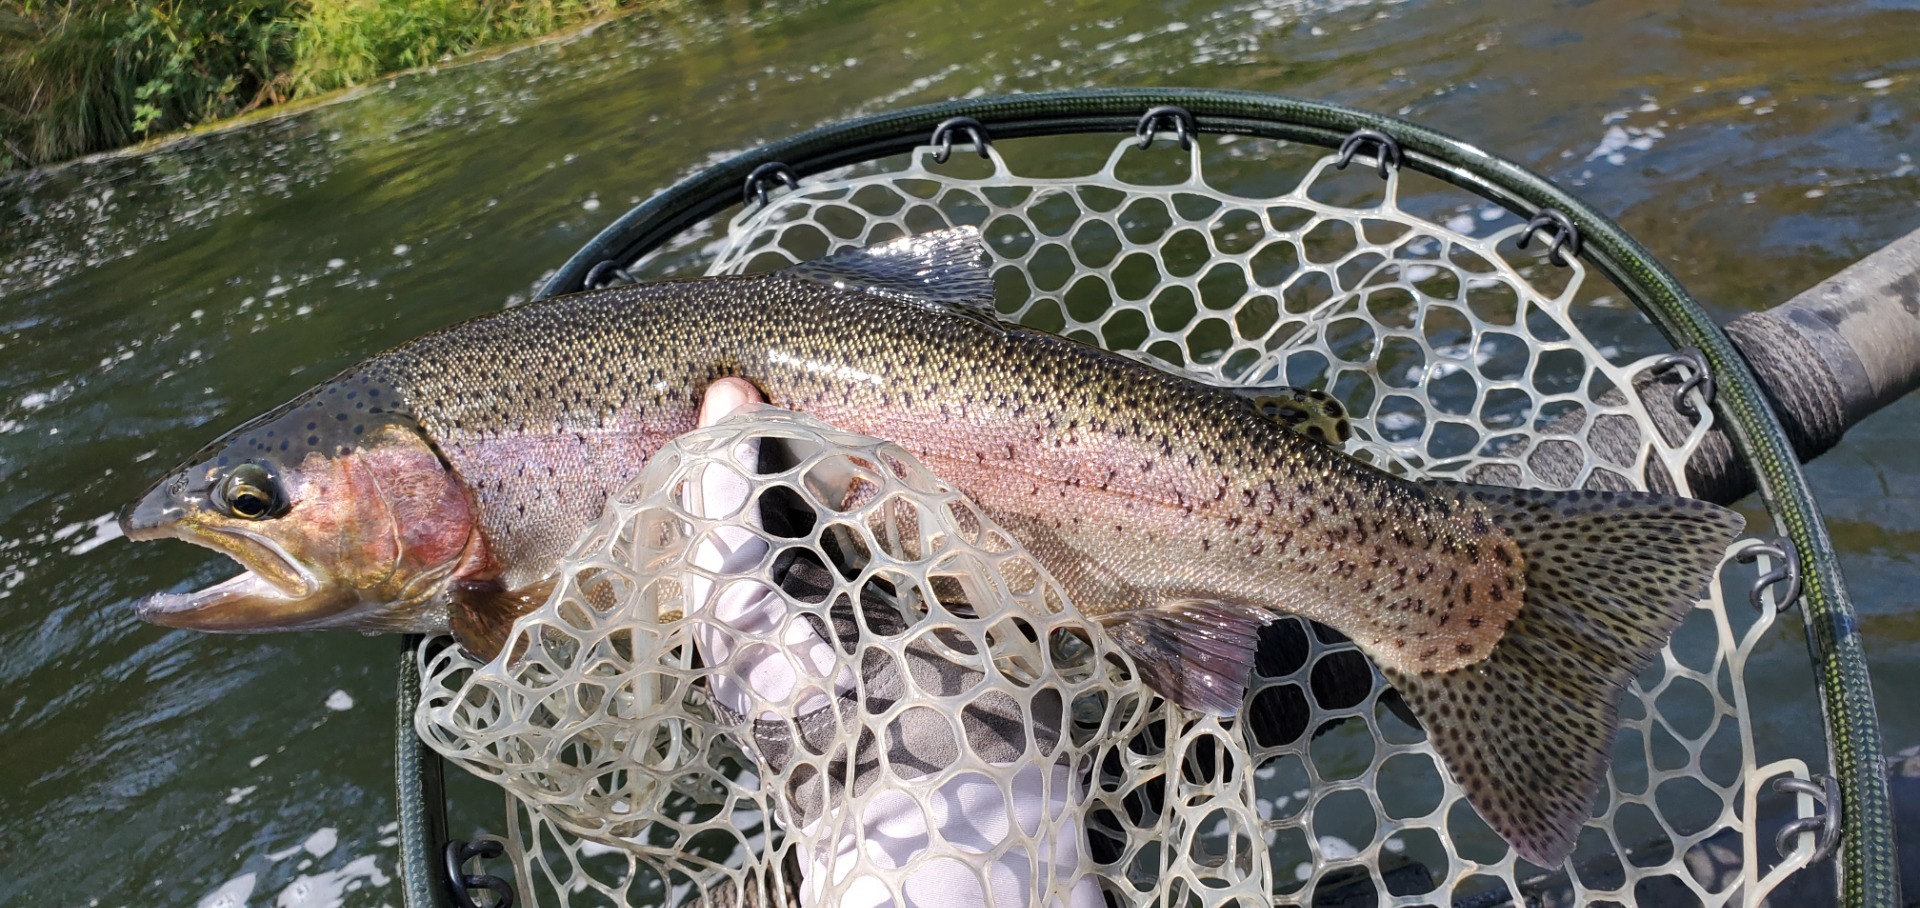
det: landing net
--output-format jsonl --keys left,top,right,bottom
{"left": 416, "top": 132, "right": 1821, "bottom": 906}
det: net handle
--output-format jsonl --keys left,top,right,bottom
{"left": 420, "top": 88, "right": 1887, "bottom": 905}
{"left": 398, "top": 634, "right": 460, "bottom": 908}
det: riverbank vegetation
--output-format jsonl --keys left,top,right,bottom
{"left": 1, "top": 0, "right": 629, "bottom": 172}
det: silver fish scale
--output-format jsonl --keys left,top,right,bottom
{"left": 381, "top": 268, "right": 1426, "bottom": 613}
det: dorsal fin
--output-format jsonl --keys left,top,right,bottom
{"left": 783, "top": 226, "right": 998, "bottom": 316}
{"left": 1236, "top": 385, "right": 1353, "bottom": 446}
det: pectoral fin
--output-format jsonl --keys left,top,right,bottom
{"left": 448, "top": 578, "right": 556, "bottom": 662}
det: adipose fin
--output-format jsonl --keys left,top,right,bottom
{"left": 1236, "top": 385, "right": 1354, "bottom": 446}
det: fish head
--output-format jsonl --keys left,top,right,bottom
{"left": 120, "top": 378, "right": 480, "bottom": 635}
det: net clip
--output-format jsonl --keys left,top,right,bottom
{"left": 444, "top": 838, "right": 516, "bottom": 907}
{"left": 1771, "top": 773, "right": 1841, "bottom": 864}
{"left": 1518, "top": 207, "right": 1583, "bottom": 266}
{"left": 1135, "top": 105, "right": 1196, "bottom": 151}
{"left": 1335, "top": 128, "right": 1402, "bottom": 178}
{"left": 1652, "top": 346, "right": 1715, "bottom": 419}
{"left": 930, "top": 116, "right": 991, "bottom": 163}
{"left": 1736, "top": 536, "right": 1803, "bottom": 613}
{"left": 584, "top": 260, "right": 637, "bottom": 290}
{"left": 742, "top": 161, "right": 800, "bottom": 207}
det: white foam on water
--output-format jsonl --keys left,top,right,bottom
{"left": 303, "top": 827, "right": 339, "bottom": 858}
{"left": 16, "top": 382, "right": 74, "bottom": 412}
{"left": 62, "top": 513, "right": 123, "bottom": 555}
{"left": 577, "top": 839, "right": 624, "bottom": 858}
{"left": 274, "top": 854, "right": 390, "bottom": 908}
{"left": 197, "top": 872, "right": 257, "bottom": 908}
{"left": 1318, "top": 836, "right": 1358, "bottom": 860}
{"left": 1585, "top": 123, "right": 1665, "bottom": 165}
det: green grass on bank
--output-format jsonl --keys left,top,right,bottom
{"left": 291, "top": 0, "right": 620, "bottom": 95}
{"left": 0, "top": 0, "right": 630, "bottom": 171}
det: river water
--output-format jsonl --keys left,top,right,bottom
{"left": 1, "top": 0, "right": 1916, "bottom": 904}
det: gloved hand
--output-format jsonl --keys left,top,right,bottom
{"left": 683, "top": 378, "right": 1101, "bottom": 908}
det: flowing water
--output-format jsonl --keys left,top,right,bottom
{"left": 1, "top": 0, "right": 1916, "bottom": 904}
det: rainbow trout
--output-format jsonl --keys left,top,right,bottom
{"left": 120, "top": 228, "right": 1741, "bottom": 864}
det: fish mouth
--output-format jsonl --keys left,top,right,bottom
{"left": 130, "top": 527, "right": 339, "bottom": 633}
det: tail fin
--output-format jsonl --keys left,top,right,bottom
{"left": 1384, "top": 483, "right": 1743, "bottom": 866}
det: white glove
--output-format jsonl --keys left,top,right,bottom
{"left": 683, "top": 379, "right": 1101, "bottom": 908}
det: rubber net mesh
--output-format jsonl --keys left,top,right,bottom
{"left": 417, "top": 134, "right": 1820, "bottom": 906}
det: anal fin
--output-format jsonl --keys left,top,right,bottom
{"left": 1098, "top": 600, "right": 1276, "bottom": 714}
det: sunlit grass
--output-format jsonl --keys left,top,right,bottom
{"left": 290, "top": 0, "right": 624, "bottom": 95}
{"left": 0, "top": 0, "right": 640, "bottom": 171}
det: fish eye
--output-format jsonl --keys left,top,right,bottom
{"left": 215, "top": 462, "right": 287, "bottom": 520}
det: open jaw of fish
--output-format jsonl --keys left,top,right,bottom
{"left": 118, "top": 227, "right": 1745, "bottom": 866}
{"left": 125, "top": 526, "right": 317, "bottom": 629}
